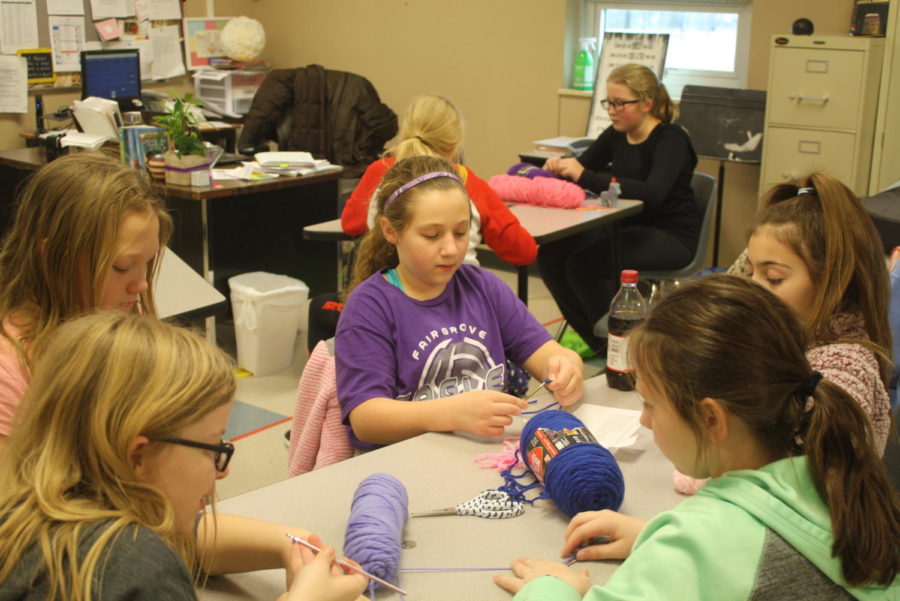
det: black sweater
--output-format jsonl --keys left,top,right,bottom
{"left": 577, "top": 123, "right": 700, "bottom": 251}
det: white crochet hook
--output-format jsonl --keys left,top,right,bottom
{"left": 284, "top": 533, "right": 408, "bottom": 596}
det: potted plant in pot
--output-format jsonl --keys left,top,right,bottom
{"left": 153, "top": 93, "right": 211, "bottom": 187}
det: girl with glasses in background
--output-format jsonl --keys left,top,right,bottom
{"left": 540, "top": 63, "right": 701, "bottom": 356}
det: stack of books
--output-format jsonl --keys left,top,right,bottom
{"left": 119, "top": 125, "right": 167, "bottom": 170}
{"left": 72, "top": 97, "right": 122, "bottom": 140}
{"left": 254, "top": 151, "right": 342, "bottom": 176}
{"left": 532, "top": 136, "right": 594, "bottom": 156}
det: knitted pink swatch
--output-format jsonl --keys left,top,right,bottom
{"left": 488, "top": 174, "right": 585, "bottom": 208}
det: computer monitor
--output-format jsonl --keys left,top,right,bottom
{"left": 80, "top": 49, "right": 142, "bottom": 112}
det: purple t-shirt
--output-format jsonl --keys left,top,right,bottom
{"left": 335, "top": 264, "right": 551, "bottom": 449}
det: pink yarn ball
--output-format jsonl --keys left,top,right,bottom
{"left": 673, "top": 469, "right": 708, "bottom": 495}
{"left": 488, "top": 174, "right": 585, "bottom": 209}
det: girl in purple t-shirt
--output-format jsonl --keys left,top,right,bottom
{"left": 335, "top": 156, "right": 584, "bottom": 449}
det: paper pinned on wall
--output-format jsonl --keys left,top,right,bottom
{"left": 149, "top": 24, "right": 184, "bottom": 79}
{"left": 46, "top": 0, "right": 82, "bottom": 16}
{"left": 48, "top": 15, "right": 84, "bottom": 72}
{"left": 94, "top": 18, "right": 121, "bottom": 40}
{"left": 0, "top": 1, "right": 39, "bottom": 56}
{"left": 0, "top": 56, "right": 27, "bottom": 114}
{"left": 89, "top": 0, "right": 134, "bottom": 20}
{"left": 145, "top": 0, "right": 180, "bottom": 21}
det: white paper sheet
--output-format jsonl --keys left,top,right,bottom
{"left": 145, "top": 0, "right": 180, "bottom": 20}
{"left": 0, "top": 56, "right": 27, "bottom": 113}
{"left": 149, "top": 24, "right": 183, "bottom": 79}
{"left": 89, "top": 0, "right": 134, "bottom": 20}
{"left": 0, "top": 1, "right": 38, "bottom": 56}
{"left": 570, "top": 404, "right": 642, "bottom": 449}
{"left": 46, "top": 0, "right": 82, "bottom": 15}
{"left": 48, "top": 15, "right": 84, "bottom": 72}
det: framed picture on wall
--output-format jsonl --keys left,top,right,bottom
{"left": 850, "top": 0, "right": 889, "bottom": 36}
{"left": 183, "top": 17, "right": 231, "bottom": 70}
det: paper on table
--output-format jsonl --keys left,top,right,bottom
{"left": 571, "top": 404, "right": 642, "bottom": 449}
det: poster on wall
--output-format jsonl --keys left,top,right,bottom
{"left": 183, "top": 17, "right": 230, "bottom": 70}
{"left": 587, "top": 33, "right": 669, "bottom": 139}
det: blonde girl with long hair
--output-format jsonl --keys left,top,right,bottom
{"left": 539, "top": 63, "right": 700, "bottom": 355}
{"left": 496, "top": 275, "right": 900, "bottom": 599}
{"left": 0, "top": 312, "right": 366, "bottom": 601}
{"left": 336, "top": 156, "right": 582, "bottom": 450}
{"left": 0, "top": 152, "right": 171, "bottom": 462}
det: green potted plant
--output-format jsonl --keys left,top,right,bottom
{"left": 153, "top": 93, "right": 210, "bottom": 186}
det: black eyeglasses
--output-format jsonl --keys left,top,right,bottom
{"left": 154, "top": 438, "right": 235, "bottom": 472}
{"left": 600, "top": 98, "right": 640, "bottom": 111}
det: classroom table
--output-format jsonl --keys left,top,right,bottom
{"left": 199, "top": 375, "right": 682, "bottom": 601}
{"left": 0, "top": 147, "right": 342, "bottom": 301}
{"left": 301, "top": 200, "right": 644, "bottom": 305}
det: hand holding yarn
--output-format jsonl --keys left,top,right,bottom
{"left": 545, "top": 354, "right": 584, "bottom": 406}
{"left": 284, "top": 534, "right": 368, "bottom": 601}
{"left": 494, "top": 556, "right": 592, "bottom": 597}
{"left": 445, "top": 389, "right": 528, "bottom": 437}
{"left": 544, "top": 157, "right": 585, "bottom": 182}
{"left": 561, "top": 509, "right": 647, "bottom": 562}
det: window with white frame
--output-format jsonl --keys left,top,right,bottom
{"left": 583, "top": 1, "right": 751, "bottom": 98}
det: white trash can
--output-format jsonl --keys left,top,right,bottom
{"left": 229, "top": 272, "right": 309, "bottom": 376}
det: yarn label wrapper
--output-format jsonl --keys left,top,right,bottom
{"left": 526, "top": 426, "right": 598, "bottom": 483}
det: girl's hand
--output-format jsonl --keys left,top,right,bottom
{"left": 561, "top": 510, "right": 647, "bottom": 561}
{"left": 553, "top": 158, "right": 585, "bottom": 182}
{"left": 451, "top": 390, "right": 528, "bottom": 437}
{"left": 493, "top": 557, "right": 592, "bottom": 596}
{"left": 546, "top": 354, "right": 583, "bottom": 406}
{"left": 285, "top": 535, "right": 368, "bottom": 601}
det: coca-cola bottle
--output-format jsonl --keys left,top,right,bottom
{"left": 606, "top": 269, "right": 647, "bottom": 391}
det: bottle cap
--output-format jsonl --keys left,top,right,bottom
{"left": 620, "top": 269, "right": 638, "bottom": 284}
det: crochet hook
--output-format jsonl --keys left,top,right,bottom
{"left": 523, "top": 379, "right": 552, "bottom": 402}
{"left": 284, "top": 533, "right": 408, "bottom": 596}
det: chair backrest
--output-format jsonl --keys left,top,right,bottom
{"left": 641, "top": 171, "right": 717, "bottom": 281}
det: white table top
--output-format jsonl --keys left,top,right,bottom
{"left": 199, "top": 376, "right": 681, "bottom": 601}
{"left": 301, "top": 200, "right": 643, "bottom": 246}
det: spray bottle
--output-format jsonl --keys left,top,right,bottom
{"left": 573, "top": 38, "right": 596, "bottom": 91}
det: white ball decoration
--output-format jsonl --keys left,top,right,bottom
{"left": 220, "top": 16, "right": 266, "bottom": 62}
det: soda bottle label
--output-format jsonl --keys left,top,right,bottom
{"left": 606, "top": 332, "right": 632, "bottom": 373}
{"left": 525, "top": 426, "right": 598, "bottom": 483}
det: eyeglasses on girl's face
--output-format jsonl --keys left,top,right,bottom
{"left": 601, "top": 98, "right": 640, "bottom": 112}
{"left": 153, "top": 438, "right": 235, "bottom": 472}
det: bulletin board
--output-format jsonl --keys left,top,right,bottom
{"left": 15, "top": 0, "right": 184, "bottom": 90}
{"left": 586, "top": 32, "right": 669, "bottom": 138}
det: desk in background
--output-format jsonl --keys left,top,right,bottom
{"left": 199, "top": 376, "right": 681, "bottom": 601}
{"left": 0, "top": 147, "right": 342, "bottom": 304}
{"left": 301, "top": 200, "right": 643, "bottom": 305}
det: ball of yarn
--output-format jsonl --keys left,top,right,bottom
{"left": 343, "top": 473, "right": 408, "bottom": 589}
{"left": 488, "top": 174, "right": 585, "bottom": 209}
{"left": 672, "top": 468, "right": 708, "bottom": 495}
{"left": 520, "top": 410, "right": 625, "bottom": 517}
{"left": 221, "top": 16, "right": 266, "bottom": 62}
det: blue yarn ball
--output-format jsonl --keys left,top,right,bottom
{"left": 520, "top": 410, "right": 625, "bottom": 517}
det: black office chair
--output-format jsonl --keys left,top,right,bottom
{"left": 592, "top": 171, "right": 718, "bottom": 339}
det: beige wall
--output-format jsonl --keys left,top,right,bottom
{"left": 0, "top": 0, "right": 872, "bottom": 266}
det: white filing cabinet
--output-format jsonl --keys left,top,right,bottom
{"left": 759, "top": 35, "right": 884, "bottom": 196}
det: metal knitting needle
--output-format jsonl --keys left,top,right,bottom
{"left": 284, "top": 533, "right": 408, "bottom": 596}
{"left": 524, "top": 379, "right": 552, "bottom": 402}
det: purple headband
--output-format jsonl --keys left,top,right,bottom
{"left": 383, "top": 171, "right": 463, "bottom": 212}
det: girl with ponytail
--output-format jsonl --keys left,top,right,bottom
{"left": 497, "top": 274, "right": 899, "bottom": 599}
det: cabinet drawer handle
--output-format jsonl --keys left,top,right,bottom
{"left": 789, "top": 94, "right": 830, "bottom": 103}
{"left": 798, "top": 140, "right": 821, "bottom": 154}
